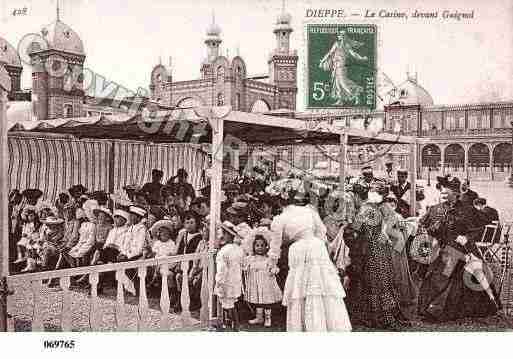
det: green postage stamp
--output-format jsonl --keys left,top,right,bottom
{"left": 307, "top": 24, "right": 377, "bottom": 110}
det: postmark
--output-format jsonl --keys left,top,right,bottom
{"left": 307, "top": 23, "right": 377, "bottom": 110}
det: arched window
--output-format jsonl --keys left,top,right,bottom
{"left": 217, "top": 93, "right": 225, "bottom": 106}
{"left": 217, "top": 66, "right": 225, "bottom": 82}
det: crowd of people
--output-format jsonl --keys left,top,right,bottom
{"left": 7, "top": 162, "right": 503, "bottom": 331}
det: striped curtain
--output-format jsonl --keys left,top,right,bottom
{"left": 113, "top": 141, "right": 208, "bottom": 194}
{"left": 8, "top": 136, "right": 110, "bottom": 203}
{"left": 8, "top": 136, "right": 209, "bottom": 203}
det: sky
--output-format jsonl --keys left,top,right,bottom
{"left": 1, "top": 0, "right": 513, "bottom": 110}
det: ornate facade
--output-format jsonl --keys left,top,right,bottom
{"left": 148, "top": 13, "right": 298, "bottom": 112}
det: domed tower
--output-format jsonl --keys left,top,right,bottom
{"left": 0, "top": 37, "right": 23, "bottom": 100}
{"left": 150, "top": 57, "right": 173, "bottom": 106}
{"left": 205, "top": 12, "right": 222, "bottom": 63}
{"left": 29, "top": 6, "right": 86, "bottom": 120}
{"left": 268, "top": 2, "right": 298, "bottom": 110}
{"left": 385, "top": 72, "right": 434, "bottom": 135}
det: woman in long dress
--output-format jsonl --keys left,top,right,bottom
{"left": 269, "top": 180, "right": 351, "bottom": 331}
{"left": 319, "top": 30, "right": 368, "bottom": 106}
{"left": 347, "top": 183, "right": 408, "bottom": 330}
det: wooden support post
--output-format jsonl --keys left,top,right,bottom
{"left": 339, "top": 133, "right": 348, "bottom": 192}
{"left": 409, "top": 142, "right": 418, "bottom": 217}
{"left": 108, "top": 141, "right": 116, "bottom": 209}
{"left": 0, "top": 66, "right": 11, "bottom": 332}
{"left": 208, "top": 109, "right": 224, "bottom": 328}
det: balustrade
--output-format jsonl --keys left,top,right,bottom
{"left": 6, "top": 253, "right": 213, "bottom": 332}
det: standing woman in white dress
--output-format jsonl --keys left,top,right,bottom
{"left": 268, "top": 179, "right": 352, "bottom": 332}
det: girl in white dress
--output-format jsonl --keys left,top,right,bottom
{"left": 268, "top": 179, "right": 352, "bottom": 332}
{"left": 244, "top": 227, "right": 282, "bottom": 327}
{"left": 215, "top": 221, "right": 244, "bottom": 331}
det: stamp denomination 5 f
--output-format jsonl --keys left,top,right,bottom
{"left": 307, "top": 24, "right": 377, "bottom": 110}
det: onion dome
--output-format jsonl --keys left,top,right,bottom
{"left": 393, "top": 73, "right": 434, "bottom": 106}
{"left": 38, "top": 19, "right": 85, "bottom": 56}
{"left": 0, "top": 37, "right": 22, "bottom": 67}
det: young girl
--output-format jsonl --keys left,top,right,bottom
{"left": 243, "top": 227, "right": 282, "bottom": 327}
{"left": 150, "top": 220, "right": 178, "bottom": 258}
{"left": 148, "top": 220, "right": 178, "bottom": 286}
{"left": 16, "top": 206, "right": 41, "bottom": 269}
{"left": 215, "top": 221, "right": 244, "bottom": 331}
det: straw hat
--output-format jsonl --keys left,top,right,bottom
{"left": 227, "top": 201, "right": 248, "bottom": 215}
{"left": 113, "top": 209, "right": 130, "bottom": 223}
{"left": 220, "top": 220, "right": 240, "bottom": 238}
{"left": 129, "top": 205, "right": 147, "bottom": 218}
{"left": 41, "top": 216, "right": 64, "bottom": 226}
{"left": 93, "top": 206, "right": 113, "bottom": 221}
{"left": 150, "top": 220, "right": 175, "bottom": 238}
{"left": 82, "top": 199, "right": 99, "bottom": 222}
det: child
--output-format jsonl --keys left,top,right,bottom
{"left": 16, "top": 206, "right": 41, "bottom": 270}
{"left": 215, "top": 221, "right": 244, "bottom": 331}
{"left": 68, "top": 200, "right": 98, "bottom": 266}
{"left": 95, "top": 209, "right": 130, "bottom": 264}
{"left": 244, "top": 227, "right": 282, "bottom": 327}
{"left": 89, "top": 207, "right": 114, "bottom": 265}
{"left": 171, "top": 211, "right": 202, "bottom": 312}
{"left": 149, "top": 220, "right": 178, "bottom": 285}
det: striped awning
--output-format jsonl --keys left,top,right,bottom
{"left": 7, "top": 106, "right": 422, "bottom": 145}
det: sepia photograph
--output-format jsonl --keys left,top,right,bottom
{"left": 0, "top": 0, "right": 512, "bottom": 346}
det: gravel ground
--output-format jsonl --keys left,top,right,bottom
{"left": 7, "top": 280, "right": 201, "bottom": 332}
{"left": 7, "top": 279, "right": 512, "bottom": 332}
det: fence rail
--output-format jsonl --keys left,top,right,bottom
{"left": 6, "top": 252, "right": 214, "bottom": 332}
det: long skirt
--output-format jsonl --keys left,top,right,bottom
{"left": 418, "top": 246, "right": 498, "bottom": 322}
{"left": 347, "top": 236, "right": 404, "bottom": 329}
{"left": 283, "top": 237, "right": 352, "bottom": 332}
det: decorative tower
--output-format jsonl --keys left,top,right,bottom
{"left": 205, "top": 12, "right": 222, "bottom": 63}
{"left": 150, "top": 56, "right": 173, "bottom": 107}
{"left": 0, "top": 37, "right": 23, "bottom": 100}
{"left": 268, "top": 2, "right": 298, "bottom": 110}
{"left": 29, "top": 4, "right": 86, "bottom": 120}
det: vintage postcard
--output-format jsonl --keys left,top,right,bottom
{"left": 0, "top": 1, "right": 512, "bottom": 352}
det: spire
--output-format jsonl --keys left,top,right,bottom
{"left": 236, "top": 44, "right": 240, "bottom": 57}
{"left": 56, "top": 0, "right": 60, "bottom": 21}
{"left": 159, "top": 56, "right": 162, "bottom": 65}
{"left": 168, "top": 56, "right": 172, "bottom": 69}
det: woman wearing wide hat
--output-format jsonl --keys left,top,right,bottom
{"left": 418, "top": 176, "right": 499, "bottom": 322}
{"left": 267, "top": 178, "right": 352, "bottom": 331}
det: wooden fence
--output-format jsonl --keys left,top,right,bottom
{"left": 6, "top": 252, "right": 215, "bottom": 331}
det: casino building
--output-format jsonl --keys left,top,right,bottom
{"left": 2, "top": 6, "right": 512, "bottom": 182}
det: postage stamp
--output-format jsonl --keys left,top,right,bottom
{"left": 306, "top": 23, "right": 377, "bottom": 110}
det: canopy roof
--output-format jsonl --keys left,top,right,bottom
{"left": 7, "top": 106, "right": 422, "bottom": 145}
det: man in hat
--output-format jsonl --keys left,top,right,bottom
{"left": 418, "top": 176, "right": 497, "bottom": 322}
{"left": 22, "top": 188, "right": 43, "bottom": 206}
{"left": 123, "top": 184, "right": 139, "bottom": 203}
{"left": 459, "top": 179, "right": 479, "bottom": 208}
{"left": 384, "top": 161, "right": 394, "bottom": 181}
{"left": 166, "top": 168, "right": 196, "bottom": 209}
{"left": 142, "top": 169, "right": 165, "bottom": 205}
{"left": 68, "top": 185, "right": 88, "bottom": 209}
{"left": 391, "top": 169, "right": 412, "bottom": 218}
{"left": 360, "top": 166, "right": 374, "bottom": 184}
{"left": 40, "top": 216, "right": 65, "bottom": 271}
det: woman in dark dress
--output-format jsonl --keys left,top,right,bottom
{"left": 418, "top": 177, "right": 499, "bottom": 322}
{"left": 347, "top": 182, "right": 407, "bottom": 330}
